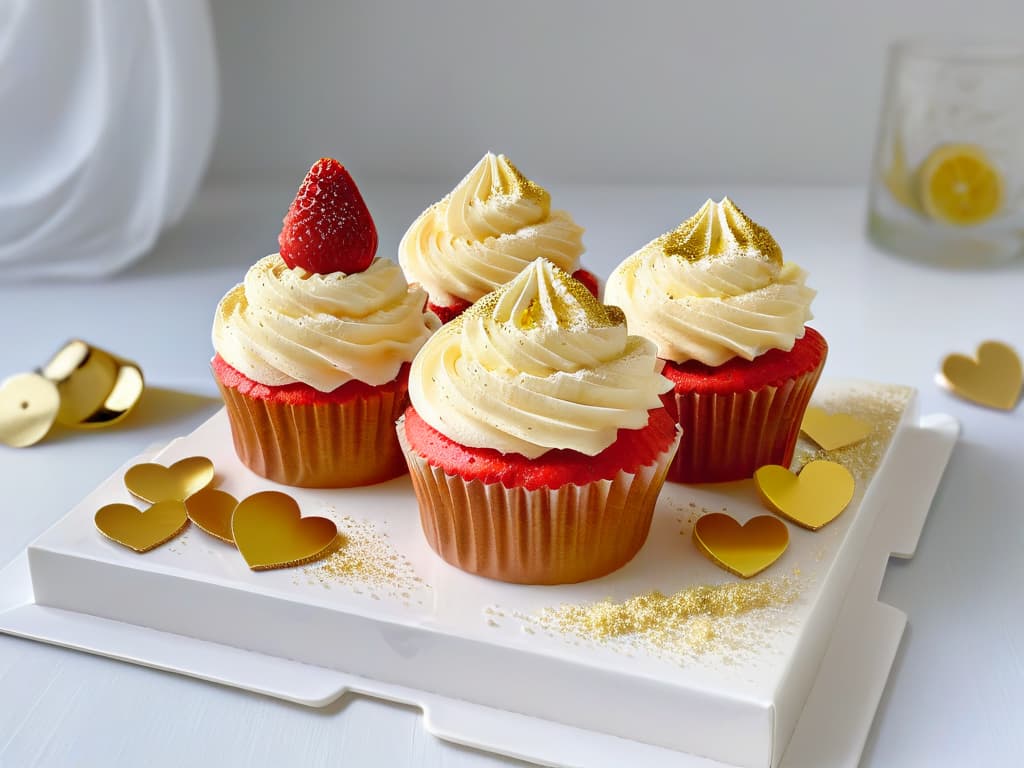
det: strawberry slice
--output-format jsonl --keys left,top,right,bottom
{"left": 278, "top": 158, "right": 377, "bottom": 274}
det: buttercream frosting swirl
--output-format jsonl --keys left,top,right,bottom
{"left": 213, "top": 255, "right": 440, "bottom": 391}
{"left": 605, "top": 198, "right": 816, "bottom": 366}
{"left": 409, "top": 259, "right": 670, "bottom": 459}
{"left": 399, "top": 152, "right": 585, "bottom": 306}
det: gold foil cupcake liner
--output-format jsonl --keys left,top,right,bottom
{"left": 217, "top": 379, "right": 410, "bottom": 488}
{"left": 398, "top": 420, "right": 680, "bottom": 585}
{"left": 668, "top": 360, "right": 825, "bottom": 484}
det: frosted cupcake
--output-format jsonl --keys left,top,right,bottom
{"left": 398, "top": 259, "right": 678, "bottom": 584}
{"left": 399, "top": 152, "right": 598, "bottom": 322}
{"left": 213, "top": 158, "right": 441, "bottom": 487}
{"left": 605, "top": 197, "right": 826, "bottom": 483}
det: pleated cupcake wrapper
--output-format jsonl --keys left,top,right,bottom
{"left": 668, "top": 360, "right": 825, "bottom": 484}
{"left": 217, "top": 380, "right": 409, "bottom": 488}
{"left": 397, "top": 420, "right": 681, "bottom": 585}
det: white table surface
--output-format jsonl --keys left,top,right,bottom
{"left": 1, "top": 181, "right": 1022, "bottom": 767}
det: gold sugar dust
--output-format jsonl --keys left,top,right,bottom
{"left": 794, "top": 385, "right": 912, "bottom": 482}
{"left": 660, "top": 197, "right": 782, "bottom": 265}
{"left": 302, "top": 514, "right": 425, "bottom": 599}
{"left": 514, "top": 576, "right": 801, "bottom": 662}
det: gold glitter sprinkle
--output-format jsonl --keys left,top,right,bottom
{"left": 463, "top": 258, "right": 615, "bottom": 330}
{"left": 794, "top": 385, "right": 913, "bottom": 482}
{"left": 302, "top": 515, "right": 425, "bottom": 596}
{"left": 513, "top": 576, "right": 801, "bottom": 662}
{"left": 499, "top": 154, "right": 551, "bottom": 208}
{"left": 660, "top": 197, "right": 782, "bottom": 265}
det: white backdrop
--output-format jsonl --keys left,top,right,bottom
{"left": 206, "top": 0, "right": 1023, "bottom": 185}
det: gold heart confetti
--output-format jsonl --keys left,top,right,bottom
{"left": 939, "top": 340, "right": 1022, "bottom": 411}
{"left": 95, "top": 500, "right": 189, "bottom": 553}
{"left": 693, "top": 513, "right": 789, "bottom": 579}
{"left": 754, "top": 460, "right": 855, "bottom": 531}
{"left": 184, "top": 488, "right": 237, "bottom": 544}
{"left": 231, "top": 490, "right": 338, "bottom": 571}
{"left": 124, "top": 456, "right": 215, "bottom": 504}
{"left": 800, "top": 407, "right": 872, "bottom": 451}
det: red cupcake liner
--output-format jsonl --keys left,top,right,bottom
{"left": 216, "top": 375, "right": 409, "bottom": 488}
{"left": 397, "top": 417, "right": 680, "bottom": 585}
{"left": 665, "top": 340, "right": 826, "bottom": 483}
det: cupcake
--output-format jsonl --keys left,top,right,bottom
{"left": 212, "top": 158, "right": 441, "bottom": 487}
{"left": 398, "top": 152, "right": 598, "bottom": 322}
{"left": 605, "top": 197, "right": 826, "bottom": 483}
{"left": 398, "top": 258, "right": 678, "bottom": 584}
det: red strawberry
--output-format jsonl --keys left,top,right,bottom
{"left": 278, "top": 158, "right": 377, "bottom": 274}
{"left": 572, "top": 268, "right": 600, "bottom": 299}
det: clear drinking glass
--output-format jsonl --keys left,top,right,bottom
{"left": 867, "top": 41, "right": 1024, "bottom": 267}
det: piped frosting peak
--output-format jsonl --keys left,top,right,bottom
{"left": 466, "top": 258, "right": 613, "bottom": 332}
{"left": 660, "top": 197, "right": 782, "bottom": 266}
{"left": 399, "top": 153, "right": 584, "bottom": 306}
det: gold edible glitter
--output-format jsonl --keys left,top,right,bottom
{"left": 302, "top": 514, "right": 425, "bottom": 599}
{"left": 794, "top": 385, "right": 913, "bottom": 482}
{"left": 514, "top": 576, "right": 801, "bottom": 662}
{"left": 660, "top": 197, "right": 783, "bottom": 265}
{"left": 500, "top": 154, "right": 551, "bottom": 208}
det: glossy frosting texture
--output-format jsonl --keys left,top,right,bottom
{"left": 605, "top": 198, "right": 816, "bottom": 366}
{"left": 409, "top": 259, "right": 670, "bottom": 459}
{"left": 213, "top": 256, "right": 440, "bottom": 391}
{"left": 399, "top": 153, "right": 585, "bottom": 306}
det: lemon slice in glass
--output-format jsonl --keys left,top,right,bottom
{"left": 917, "top": 143, "right": 1004, "bottom": 226}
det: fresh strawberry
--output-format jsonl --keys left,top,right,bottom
{"left": 278, "top": 158, "right": 377, "bottom": 274}
{"left": 427, "top": 298, "right": 472, "bottom": 324}
{"left": 572, "top": 268, "right": 600, "bottom": 299}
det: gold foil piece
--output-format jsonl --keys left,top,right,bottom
{"left": 231, "top": 490, "right": 338, "bottom": 571}
{"left": 184, "top": 488, "right": 237, "bottom": 543}
{"left": 40, "top": 340, "right": 144, "bottom": 427}
{"left": 0, "top": 373, "right": 60, "bottom": 448}
{"left": 939, "top": 340, "right": 1022, "bottom": 411}
{"left": 755, "top": 460, "right": 855, "bottom": 531}
{"left": 94, "top": 500, "right": 190, "bottom": 553}
{"left": 800, "top": 406, "right": 872, "bottom": 451}
{"left": 124, "top": 456, "right": 215, "bottom": 504}
{"left": 661, "top": 197, "right": 783, "bottom": 265}
{"left": 693, "top": 513, "right": 789, "bottom": 579}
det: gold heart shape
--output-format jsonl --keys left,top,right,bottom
{"left": 940, "top": 340, "right": 1022, "bottom": 411}
{"left": 185, "top": 488, "right": 237, "bottom": 544}
{"left": 800, "top": 407, "right": 871, "bottom": 451}
{"left": 124, "top": 456, "right": 215, "bottom": 504}
{"left": 231, "top": 491, "right": 338, "bottom": 571}
{"left": 693, "top": 513, "right": 789, "bottom": 579}
{"left": 95, "top": 500, "right": 189, "bottom": 553}
{"left": 754, "top": 460, "right": 855, "bottom": 531}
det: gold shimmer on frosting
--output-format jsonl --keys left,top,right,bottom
{"left": 500, "top": 155, "right": 551, "bottom": 207}
{"left": 661, "top": 197, "right": 783, "bottom": 265}
{"left": 464, "top": 258, "right": 617, "bottom": 331}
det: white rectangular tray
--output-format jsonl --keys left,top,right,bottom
{"left": 0, "top": 380, "right": 958, "bottom": 768}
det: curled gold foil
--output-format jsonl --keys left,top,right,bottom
{"left": 939, "top": 340, "right": 1022, "bottom": 411}
{"left": 231, "top": 490, "right": 338, "bottom": 571}
{"left": 41, "top": 339, "right": 144, "bottom": 427}
{"left": 0, "top": 373, "right": 60, "bottom": 448}
{"left": 693, "top": 513, "right": 789, "bottom": 579}
{"left": 754, "top": 460, "right": 855, "bottom": 531}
